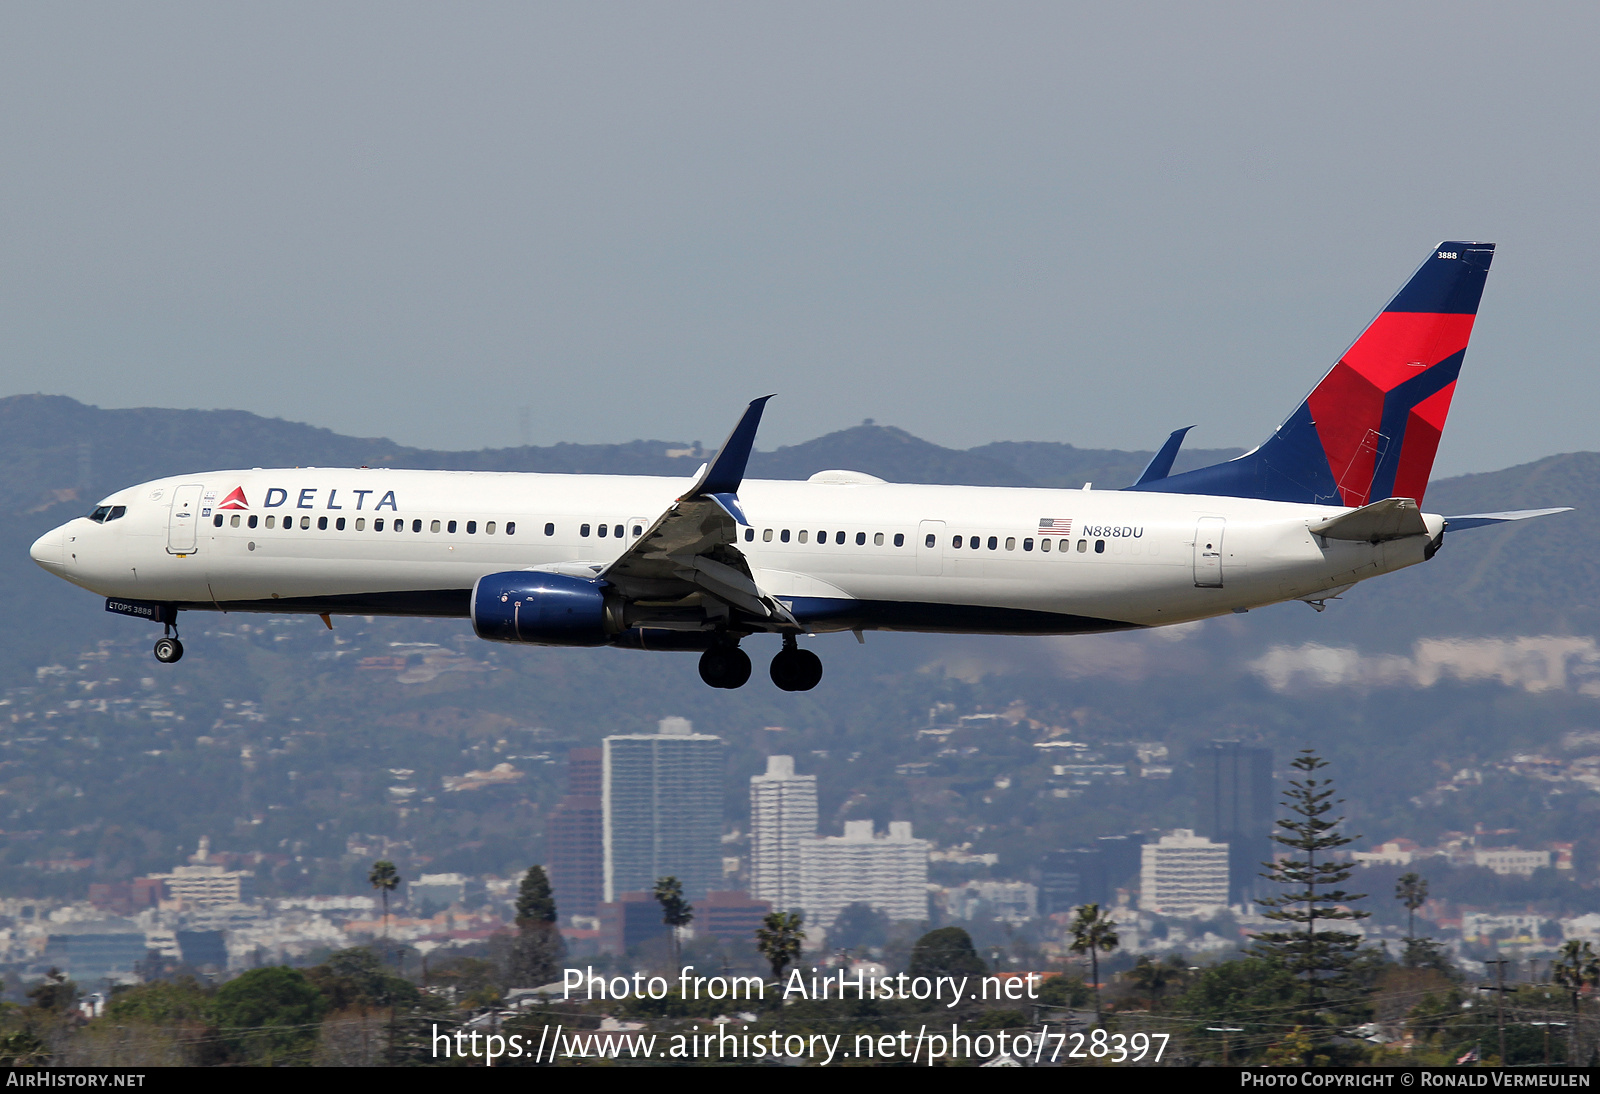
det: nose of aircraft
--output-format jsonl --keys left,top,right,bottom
{"left": 30, "top": 525, "right": 67, "bottom": 573}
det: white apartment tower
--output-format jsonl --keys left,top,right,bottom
{"left": 798, "top": 820, "right": 929, "bottom": 931}
{"left": 603, "top": 717, "right": 724, "bottom": 902}
{"left": 749, "top": 755, "right": 817, "bottom": 912}
{"left": 1139, "top": 829, "right": 1230, "bottom": 917}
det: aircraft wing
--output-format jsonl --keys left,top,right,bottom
{"left": 599, "top": 397, "right": 799, "bottom": 629}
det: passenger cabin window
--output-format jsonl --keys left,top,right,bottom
{"left": 874, "top": 532, "right": 883, "bottom": 545}
{"left": 763, "top": 528, "right": 773, "bottom": 542}
{"left": 836, "top": 531, "right": 845, "bottom": 544}
{"left": 613, "top": 524, "right": 622, "bottom": 538}
{"left": 744, "top": 528, "right": 754, "bottom": 541}
{"left": 580, "top": 524, "right": 591, "bottom": 537}
{"left": 1023, "top": 538, "right": 1033, "bottom": 551}
{"left": 894, "top": 533, "right": 904, "bottom": 547}
{"left": 506, "top": 522, "right": 516, "bottom": 535}
{"left": 1078, "top": 539, "right": 1087, "bottom": 552}
{"left": 265, "top": 516, "right": 276, "bottom": 529}
{"left": 318, "top": 516, "right": 328, "bottom": 530}
{"left": 987, "top": 536, "right": 998, "bottom": 550}
{"left": 411, "top": 519, "right": 422, "bottom": 532}
{"left": 798, "top": 530, "right": 809, "bottom": 543}
{"left": 355, "top": 518, "right": 366, "bottom": 530}
{"left": 1040, "top": 538, "right": 1050, "bottom": 552}
{"left": 466, "top": 521, "right": 476, "bottom": 534}
{"left": 924, "top": 533, "right": 935, "bottom": 548}
{"left": 373, "top": 519, "right": 383, "bottom": 531}
{"left": 1095, "top": 539, "right": 1105, "bottom": 553}
{"left": 447, "top": 520, "right": 457, "bottom": 533}
{"left": 598, "top": 524, "right": 607, "bottom": 537}
{"left": 631, "top": 525, "right": 642, "bottom": 536}
{"left": 953, "top": 535, "right": 963, "bottom": 548}
{"left": 231, "top": 515, "right": 241, "bottom": 528}
{"left": 337, "top": 517, "right": 346, "bottom": 530}
{"left": 1005, "top": 537, "right": 1016, "bottom": 551}
{"left": 213, "top": 514, "right": 223, "bottom": 527}
{"left": 486, "top": 521, "right": 496, "bottom": 534}
{"left": 300, "top": 516, "right": 311, "bottom": 530}
{"left": 248, "top": 515, "right": 258, "bottom": 529}
{"left": 970, "top": 537, "right": 979, "bottom": 550}
{"left": 545, "top": 523, "right": 555, "bottom": 536}
{"left": 430, "top": 520, "right": 442, "bottom": 532}
{"left": 781, "top": 529, "right": 791, "bottom": 543}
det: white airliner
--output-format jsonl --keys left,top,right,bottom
{"left": 29, "top": 243, "right": 1565, "bottom": 690}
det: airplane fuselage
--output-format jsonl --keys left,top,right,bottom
{"left": 29, "top": 466, "right": 1441, "bottom": 636}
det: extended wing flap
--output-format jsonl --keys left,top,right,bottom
{"left": 1309, "top": 496, "right": 1429, "bottom": 542}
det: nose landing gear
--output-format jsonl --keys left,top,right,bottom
{"left": 153, "top": 616, "right": 183, "bottom": 664}
{"left": 698, "top": 643, "right": 752, "bottom": 689}
{"left": 770, "top": 634, "right": 822, "bottom": 692}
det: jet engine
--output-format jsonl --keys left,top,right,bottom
{"left": 470, "top": 571, "right": 619, "bottom": 646}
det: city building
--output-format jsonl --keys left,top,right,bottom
{"left": 143, "top": 837, "right": 254, "bottom": 908}
{"left": 547, "top": 747, "right": 604, "bottom": 920}
{"left": 749, "top": 755, "right": 817, "bottom": 913}
{"left": 1039, "top": 835, "right": 1144, "bottom": 915}
{"left": 1473, "top": 847, "right": 1552, "bottom": 877}
{"left": 696, "top": 890, "right": 774, "bottom": 942}
{"left": 1194, "top": 741, "right": 1274, "bottom": 904}
{"left": 603, "top": 717, "right": 723, "bottom": 902}
{"left": 409, "top": 873, "right": 467, "bottom": 910}
{"left": 596, "top": 891, "right": 672, "bottom": 955}
{"left": 1140, "top": 829, "right": 1230, "bottom": 917}
{"left": 943, "top": 880, "right": 1038, "bottom": 924}
{"left": 798, "top": 820, "right": 929, "bottom": 932}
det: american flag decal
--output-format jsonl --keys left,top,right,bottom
{"left": 1038, "top": 518, "right": 1072, "bottom": 535}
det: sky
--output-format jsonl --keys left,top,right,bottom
{"left": 2, "top": 3, "right": 1596, "bottom": 475}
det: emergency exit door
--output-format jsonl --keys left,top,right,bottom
{"left": 1193, "top": 517, "right": 1225, "bottom": 588}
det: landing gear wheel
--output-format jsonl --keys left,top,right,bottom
{"left": 770, "top": 647, "right": 822, "bottom": 692}
{"left": 698, "top": 645, "right": 752, "bottom": 689}
{"left": 153, "top": 637, "right": 184, "bottom": 664}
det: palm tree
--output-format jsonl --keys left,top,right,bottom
{"left": 1068, "top": 903, "right": 1120, "bottom": 1022}
{"left": 369, "top": 860, "right": 400, "bottom": 962}
{"left": 652, "top": 877, "right": 694, "bottom": 966}
{"left": 756, "top": 911, "right": 805, "bottom": 983}
{"left": 1395, "top": 872, "right": 1428, "bottom": 943}
{"left": 1553, "top": 940, "right": 1599, "bottom": 1065}
{"left": 1128, "top": 953, "right": 1182, "bottom": 1012}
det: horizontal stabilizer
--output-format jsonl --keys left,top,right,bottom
{"left": 1310, "top": 497, "right": 1429, "bottom": 542}
{"left": 1445, "top": 507, "right": 1573, "bottom": 532}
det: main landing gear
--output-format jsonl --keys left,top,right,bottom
{"left": 698, "top": 643, "right": 752, "bottom": 689}
{"left": 697, "top": 635, "right": 823, "bottom": 691}
{"left": 769, "top": 634, "right": 823, "bottom": 693}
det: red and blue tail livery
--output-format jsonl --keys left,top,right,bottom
{"left": 1131, "top": 242, "right": 1494, "bottom": 507}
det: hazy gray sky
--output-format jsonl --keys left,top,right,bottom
{"left": 2, "top": 4, "right": 1595, "bottom": 474}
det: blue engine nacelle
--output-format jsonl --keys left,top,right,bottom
{"left": 471, "top": 571, "right": 616, "bottom": 646}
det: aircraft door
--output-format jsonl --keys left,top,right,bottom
{"left": 917, "top": 520, "right": 946, "bottom": 576}
{"left": 1193, "top": 516, "right": 1225, "bottom": 588}
{"left": 167, "top": 484, "right": 205, "bottom": 555}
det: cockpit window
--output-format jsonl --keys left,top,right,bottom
{"left": 86, "top": 505, "right": 126, "bottom": 524}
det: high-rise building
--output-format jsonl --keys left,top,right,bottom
{"left": 1139, "top": 829, "right": 1230, "bottom": 917}
{"left": 603, "top": 717, "right": 723, "bottom": 902}
{"left": 548, "top": 748, "right": 604, "bottom": 919}
{"left": 1194, "top": 742, "right": 1274, "bottom": 904}
{"left": 798, "top": 820, "right": 929, "bottom": 932}
{"left": 749, "top": 755, "right": 817, "bottom": 912}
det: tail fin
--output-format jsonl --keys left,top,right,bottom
{"left": 1129, "top": 242, "right": 1494, "bottom": 507}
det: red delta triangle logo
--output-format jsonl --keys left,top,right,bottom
{"left": 217, "top": 487, "right": 249, "bottom": 511}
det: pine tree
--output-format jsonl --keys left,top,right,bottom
{"left": 1252, "top": 750, "right": 1369, "bottom": 1009}
{"left": 515, "top": 865, "right": 557, "bottom": 925}
{"left": 508, "top": 865, "right": 564, "bottom": 987}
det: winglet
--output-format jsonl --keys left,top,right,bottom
{"left": 1132, "top": 426, "right": 1193, "bottom": 487}
{"left": 687, "top": 396, "right": 773, "bottom": 499}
